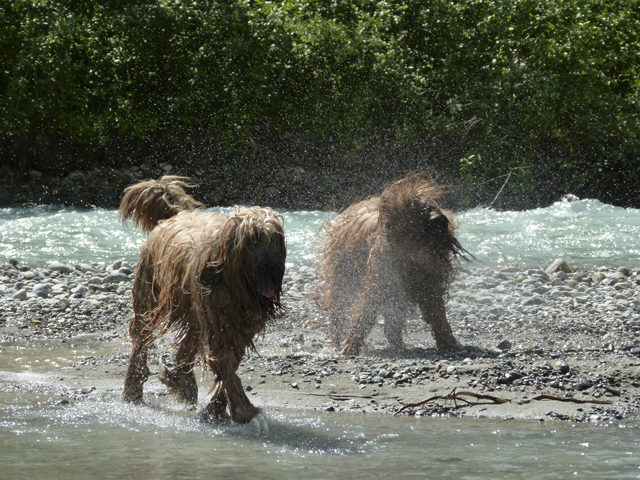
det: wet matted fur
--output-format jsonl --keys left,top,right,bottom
{"left": 120, "top": 176, "right": 286, "bottom": 424}
{"left": 317, "top": 173, "right": 468, "bottom": 355}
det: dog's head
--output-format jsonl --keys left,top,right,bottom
{"left": 201, "top": 207, "right": 286, "bottom": 318}
{"left": 378, "top": 173, "right": 468, "bottom": 260}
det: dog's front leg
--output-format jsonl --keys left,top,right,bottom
{"left": 418, "top": 297, "right": 463, "bottom": 351}
{"left": 224, "top": 371, "right": 263, "bottom": 424}
{"left": 203, "top": 359, "right": 261, "bottom": 423}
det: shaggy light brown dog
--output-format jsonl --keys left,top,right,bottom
{"left": 317, "top": 173, "right": 468, "bottom": 356}
{"left": 120, "top": 176, "right": 286, "bottom": 425}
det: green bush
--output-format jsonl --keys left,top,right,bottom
{"left": 1, "top": 0, "right": 638, "bottom": 207}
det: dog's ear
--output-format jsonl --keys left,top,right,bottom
{"left": 200, "top": 265, "right": 223, "bottom": 289}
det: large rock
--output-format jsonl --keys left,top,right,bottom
{"left": 48, "top": 262, "right": 74, "bottom": 274}
{"left": 545, "top": 258, "right": 572, "bottom": 274}
{"left": 32, "top": 283, "right": 53, "bottom": 298}
{"left": 76, "top": 264, "right": 97, "bottom": 274}
{"left": 12, "top": 289, "right": 28, "bottom": 301}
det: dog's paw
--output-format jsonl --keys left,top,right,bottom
{"left": 229, "top": 403, "right": 263, "bottom": 424}
{"left": 122, "top": 387, "right": 144, "bottom": 404}
{"left": 159, "top": 363, "right": 198, "bottom": 406}
{"left": 321, "top": 343, "right": 340, "bottom": 354}
{"left": 436, "top": 340, "right": 465, "bottom": 352}
{"left": 250, "top": 410, "right": 269, "bottom": 436}
{"left": 198, "top": 395, "right": 230, "bottom": 423}
{"left": 340, "top": 342, "right": 362, "bottom": 356}
{"left": 197, "top": 406, "right": 230, "bottom": 423}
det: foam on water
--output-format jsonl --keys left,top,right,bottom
{"left": 2, "top": 196, "right": 639, "bottom": 269}
{"left": 0, "top": 206, "right": 146, "bottom": 266}
{"left": 457, "top": 195, "right": 640, "bottom": 269}
{"left": 0, "top": 206, "right": 332, "bottom": 268}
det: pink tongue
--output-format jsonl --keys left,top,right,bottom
{"left": 262, "top": 283, "right": 275, "bottom": 298}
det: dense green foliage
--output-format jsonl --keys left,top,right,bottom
{"left": 1, "top": 0, "right": 639, "bottom": 207}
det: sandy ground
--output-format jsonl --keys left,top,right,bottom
{"left": 2, "top": 312, "right": 639, "bottom": 426}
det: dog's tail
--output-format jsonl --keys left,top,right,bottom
{"left": 119, "top": 176, "right": 205, "bottom": 233}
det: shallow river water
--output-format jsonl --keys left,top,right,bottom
{"left": 1, "top": 196, "right": 640, "bottom": 478}
{"left": 2, "top": 376, "right": 638, "bottom": 479}
{"left": 1, "top": 195, "right": 640, "bottom": 269}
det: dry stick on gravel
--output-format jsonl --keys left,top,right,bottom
{"left": 532, "top": 394, "right": 613, "bottom": 405}
{"left": 394, "top": 388, "right": 511, "bottom": 416}
{"left": 394, "top": 388, "right": 613, "bottom": 416}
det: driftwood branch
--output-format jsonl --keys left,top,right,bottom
{"left": 395, "top": 388, "right": 613, "bottom": 415}
{"left": 531, "top": 394, "right": 613, "bottom": 405}
{"left": 394, "top": 388, "right": 510, "bottom": 416}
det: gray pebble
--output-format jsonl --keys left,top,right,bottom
{"left": 102, "top": 273, "right": 131, "bottom": 285}
{"left": 12, "top": 289, "right": 28, "bottom": 301}
{"left": 521, "top": 295, "right": 545, "bottom": 306}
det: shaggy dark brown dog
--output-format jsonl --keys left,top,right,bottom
{"left": 317, "top": 173, "right": 468, "bottom": 356}
{"left": 120, "top": 176, "right": 286, "bottom": 425}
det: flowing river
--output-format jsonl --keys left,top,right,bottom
{"left": 1, "top": 195, "right": 639, "bottom": 270}
{"left": 1, "top": 195, "right": 639, "bottom": 478}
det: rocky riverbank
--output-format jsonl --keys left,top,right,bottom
{"left": 1, "top": 257, "right": 639, "bottom": 425}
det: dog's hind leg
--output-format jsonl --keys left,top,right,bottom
{"left": 341, "top": 245, "right": 387, "bottom": 356}
{"left": 199, "top": 383, "right": 229, "bottom": 422}
{"left": 341, "top": 298, "right": 380, "bottom": 356}
{"left": 326, "top": 296, "right": 353, "bottom": 351}
{"left": 159, "top": 342, "right": 198, "bottom": 406}
{"left": 324, "top": 262, "right": 362, "bottom": 351}
{"left": 124, "top": 261, "right": 157, "bottom": 403}
{"left": 123, "top": 331, "right": 151, "bottom": 403}
{"left": 123, "top": 295, "right": 156, "bottom": 403}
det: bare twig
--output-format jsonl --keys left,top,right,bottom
{"left": 487, "top": 166, "right": 532, "bottom": 208}
{"left": 394, "top": 388, "right": 613, "bottom": 416}
{"left": 474, "top": 166, "right": 533, "bottom": 188}
{"left": 532, "top": 394, "right": 613, "bottom": 405}
{"left": 394, "top": 388, "right": 511, "bottom": 416}
{"left": 494, "top": 244, "right": 509, "bottom": 264}
{"left": 488, "top": 169, "right": 513, "bottom": 208}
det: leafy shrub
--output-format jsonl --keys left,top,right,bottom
{"left": 1, "top": 0, "right": 638, "bottom": 207}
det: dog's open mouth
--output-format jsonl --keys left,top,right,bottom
{"left": 261, "top": 280, "right": 275, "bottom": 299}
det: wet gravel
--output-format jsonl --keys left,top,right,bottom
{"left": 1, "top": 258, "right": 640, "bottom": 424}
